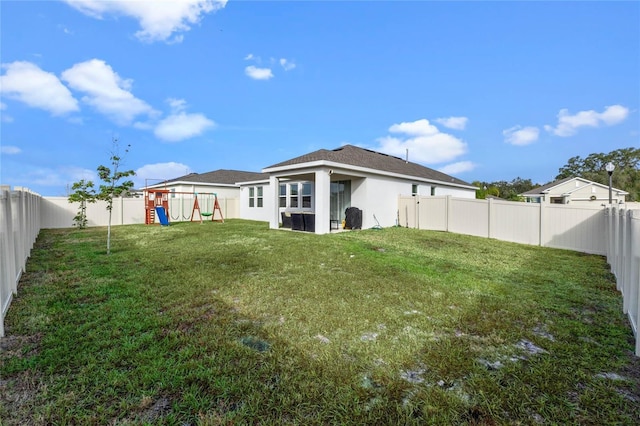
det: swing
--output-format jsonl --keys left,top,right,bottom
{"left": 201, "top": 194, "right": 213, "bottom": 217}
{"left": 190, "top": 193, "right": 225, "bottom": 223}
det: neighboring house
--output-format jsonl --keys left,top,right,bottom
{"left": 145, "top": 169, "right": 268, "bottom": 220}
{"left": 520, "top": 177, "right": 628, "bottom": 205}
{"left": 252, "top": 144, "right": 477, "bottom": 234}
{"left": 147, "top": 169, "right": 268, "bottom": 199}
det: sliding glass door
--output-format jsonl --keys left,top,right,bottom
{"left": 330, "top": 180, "right": 351, "bottom": 223}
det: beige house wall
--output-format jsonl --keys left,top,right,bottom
{"left": 533, "top": 178, "right": 626, "bottom": 205}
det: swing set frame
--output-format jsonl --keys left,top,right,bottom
{"left": 143, "top": 189, "right": 224, "bottom": 225}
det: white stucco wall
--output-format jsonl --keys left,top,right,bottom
{"left": 351, "top": 175, "right": 476, "bottom": 229}
{"left": 239, "top": 183, "right": 272, "bottom": 222}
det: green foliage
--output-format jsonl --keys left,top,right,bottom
{"left": 67, "top": 179, "right": 96, "bottom": 229}
{"left": 556, "top": 147, "right": 640, "bottom": 201}
{"left": 473, "top": 178, "right": 537, "bottom": 201}
{"left": 96, "top": 138, "right": 135, "bottom": 254}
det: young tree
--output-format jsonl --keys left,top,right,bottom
{"left": 68, "top": 179, "right": 97, "bottom": 229}
{"left": 97, "top": 138, "right": 135, "bottom": 255}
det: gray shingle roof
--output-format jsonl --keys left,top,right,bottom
{"left": 163, "top": 169, "right": 268, "bottom": 185}
{"left": 264, "top": 145, "right": 473, "bottom": 186}
{"left": 520, "top": 177, "right": 575, "bottom": 196}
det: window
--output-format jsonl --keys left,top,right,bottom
{"left": 248, "top": 186, "right": 263, "bottom": 208}
{"left": 301, "top": 183, "right": 312, "bottom": 208}
{"left": 431, "top": 186, "right": 436, "bottom": 196}
{"left": 412, "top": 184, "right": 418, "bottom": 196}
{"left": 289, "top": 183, "right": 299, "bottom": 208}
{"left": 279, "top": 184, "right": 287, "bottom": 207}
{"left": 171, "top": 188, "right": 176, "bottom": 198}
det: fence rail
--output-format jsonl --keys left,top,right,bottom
{"left": 1, "top": 187, "right": 41, "bottom": 337}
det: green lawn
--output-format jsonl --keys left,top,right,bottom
{"left": 1, "top": 220, "right": 638, "bottom": 425}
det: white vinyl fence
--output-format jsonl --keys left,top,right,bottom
{"left": 41, "top": 195, "right": 240, "bottom": 229}
{"left": 399, "top": 195, "right": 640, "bottom": 355}
{"left": 399, "top": 195, "right": 607, "bottom": 254}
{"left": 606, "top": 207, "right": 640, "bottom": 356}
{"left": 1, "top": 187, "right": 41, "bottom": 337}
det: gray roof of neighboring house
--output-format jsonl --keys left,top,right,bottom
{"left": 162, "top": 169, "right": 268, "bottom": 185}
{"left": 264, "top": 144, "right": 473, "bottom": 187}
{"left": 520, "top": 177, "right": 574, "bottom": 196}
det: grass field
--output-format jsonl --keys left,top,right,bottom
{"left": 1, "top": 220, "right": 639, "bottom": 425}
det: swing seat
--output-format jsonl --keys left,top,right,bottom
{"left": 202, "top": 212, "right": 213, "bottom": 217}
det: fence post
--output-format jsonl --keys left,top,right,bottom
{"left": 629, "top": 209, "right": 640, "bottom": 356}
{"left": 445, "top": 195, "right": 451, "bottom": 232}
{"left": 539, "top": 202, "right": 545, "bottom": 247}
{"left": 487, "top": 197, "right": 492, "bottom": 238}
{"left": 618, "top": 209, "right": 625, "bottom": 285}
{"left": 621, "top": 209, "right": 629, "bottom": 313}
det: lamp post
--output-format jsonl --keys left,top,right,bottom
{"left": 605, "top": 162, "right": 615, "bottom": 205}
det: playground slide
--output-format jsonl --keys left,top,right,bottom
{"left": 155, "top": 207, "right": 170, "bottom": 226}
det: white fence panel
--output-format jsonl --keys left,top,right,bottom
{"left": 490, "top": 200, "right": 540, "bottom": 245}
{"left": 418, "top": 196, "right": 448, "bottom": 231}
{"left": 448, "top": 197, "right": 488, "bottom": 237}
{"left": 605, "top": 206, "right": 640, "bottom": 356}
{"left": 1, "top": 187, "right": 41, "bottom": 337}
{"left": 543, "top": 204, "right": 606, "bottom": 255}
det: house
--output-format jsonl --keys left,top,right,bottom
{"left": 245, "top": 144, "right": 477, "bottom": 234}
{"left": 520, "top": 177, "right": 628, "bottom": 205}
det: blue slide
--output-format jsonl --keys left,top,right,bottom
{"left": 155, "top": 206, "right": 170, "bottom": 226}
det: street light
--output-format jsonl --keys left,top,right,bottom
{"left": 605, "top": 162, "right": 615, "bottom": 205}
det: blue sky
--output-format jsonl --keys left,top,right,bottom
{"left": 1, "top": 0, "right": 638, "bottom": 196}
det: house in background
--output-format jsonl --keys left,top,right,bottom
{"left": 520, "top": 177, "right": 628, "bottom": 205}
{"left": 257, "top": 144, "right": 477, "bottom": 234}
{"left": 145, "top": 169, "right": 268, "bottom": 220}
{"left": 150, "top": 146, "right": 477, "bottom": 232}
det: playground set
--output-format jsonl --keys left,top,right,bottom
{"left": 143, "top": 189, "right": 224, "bottom": 226}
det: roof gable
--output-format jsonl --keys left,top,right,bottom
{"left": 264, "top": 145, "right": 472, "bottom": 186}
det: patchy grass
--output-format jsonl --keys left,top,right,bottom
{"left": 1, "top": 220, "right": 638, "bottom": 425}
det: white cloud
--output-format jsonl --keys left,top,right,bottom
{"left": 0, "top": 61, "right": 79, "bottom": 115}
{"left": 1, "top": 145, "right": 21, "bottom": 155}
{"left": 24, "top": 166, "right": 96, "bottom": 188}
{"left": 503, "top": 125, "right": 540, "bottom": 146}
{"left": 377, "top": 119, "right": 467, "bottom": 164}
{"left": 154, "top": 99, "right": 215, "bottom": 142}
{"left": 245, "top": 65, "right": 274, "bottom": 80}
{"left": 244, "top": 53, "right": 254, "bottom": 60}
{"left": 389, "top": 118, "right": 439, "bottom": 136}
{"left": 279, "top": 58, "right": 296, "bottom": 71}
{"left": 61, "top": 59, "right": 156, "bottom": 125}
{"left": 544, "top": 104, "right": 629, "bottom": 137}
{"left": 438, "top": 161, "right": 476, "bottom": 175}
{"left": 64, "top": 0, "right": 227, "bottom": 43}
{"left": 135, "top": 162, "right": 193, "bottom": 187}
{"left": 435, "top": 116, "right": 468, "bottom": 130}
